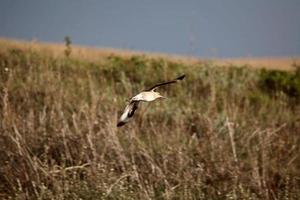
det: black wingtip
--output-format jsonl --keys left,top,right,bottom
{"left": 176, "top": 74, "right": 185, "bottom": 80}
{"left": 117, "top": 121, "right": 126, "bottom": 127}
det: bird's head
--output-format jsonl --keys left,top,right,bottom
{"left": 154, "top": 92, "right": 166, "bottom": 100}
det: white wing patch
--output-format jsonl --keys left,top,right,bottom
{"left": 119, "top": 104, "right": 131, "bottom": 122}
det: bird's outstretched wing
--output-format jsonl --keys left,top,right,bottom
{"left": 117, "top": 101, "right": 139, "bottom": 127}
{"left": 146, "top": 74, "right": 185, "bottom": 91}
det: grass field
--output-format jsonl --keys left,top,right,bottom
{"left": 0, "top": 38, "right": 300, "bottom": 199}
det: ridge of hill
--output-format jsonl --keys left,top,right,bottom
{"left": 1, "top": 37, "right": 299, "bottom": 70}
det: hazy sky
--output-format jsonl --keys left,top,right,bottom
{"left": 0, "top": 0, "right": 299, "bottom": 57}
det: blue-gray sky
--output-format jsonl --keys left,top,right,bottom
{"left": 0, "top": 0, "right": 300, "bottom": 58}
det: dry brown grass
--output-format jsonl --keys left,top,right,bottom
{"left": 215, "top": 57, "right": 300, "bottom": 71}
{"left": 0, "top": 38, "right": 300, "bottom": 199}
{"left": 0, "top": 37, "right": 201, "bottom": 64}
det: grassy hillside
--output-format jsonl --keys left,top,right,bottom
{"left": 0, "top": 39, "right": 300, "bottom": 199}
{"left": 1, "top": 38, "right": 299, "bottom": 70}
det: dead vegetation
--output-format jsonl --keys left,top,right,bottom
{"left": 0, "top": 39, "right": 300, "bottom": 199}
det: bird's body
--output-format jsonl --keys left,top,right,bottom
{"left": 117, "top": 74, "right": 185, "bottom": 127}
{"left": 131, "top": 91, "right": 164, "bottom": 102}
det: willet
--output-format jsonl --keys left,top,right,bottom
{"left": 117, "top": 74, "right": 185, "bottom": 127}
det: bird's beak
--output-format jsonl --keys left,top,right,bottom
{"left": 160, "top": 96, "right": 167, "bottom": 99}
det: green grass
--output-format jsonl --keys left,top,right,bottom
{"left": 0, "top": 47, "right": 300, "bottom": 200}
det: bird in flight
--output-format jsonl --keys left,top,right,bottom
{"left": 117, "top": 74, "right": 185, "bottom": 127}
